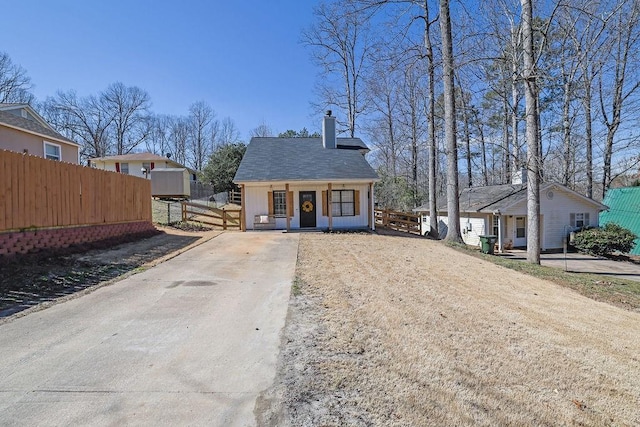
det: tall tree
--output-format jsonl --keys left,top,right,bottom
{"left": 250, "top": 121, "right": 273, "bottom": 137}
{"left": 303, "top": 1, "right": 374, "bottom": 136}
{"left": 41, "top": 91, "right": 114, "bottom": 161}
{"left": 440, "top": 0, "right": 462, "bottom": 243}
{"left": 0, "top": 52, "right": 34, "bottom": 103}
{"left": 187, "top": 101, "right": 214, "bottom": 171}
{"left": 102, "top": 82, "right": 151, "bottom": 154}
{"left": 424, "top": 1, "right": 439, "bottom": 237}
{"left": 521, "top": 0, "right": 541, "bottom": 264}
{"left": 599, "top": 0, "right": 640, "bottom": 198}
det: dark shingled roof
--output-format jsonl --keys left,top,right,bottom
{"left": 0, "top": 109, "right": 77, "bottom": 145}
{"left": 415, "top": 182, "right": 607, "bottom": 213}
{"left": 234, "top": 137, "right": 379, "bottom": 182}
{"left": 415, "top": 183, "right": 527, "bottom": 213}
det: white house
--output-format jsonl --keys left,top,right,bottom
{"left": 89, "top": 152, "right": 196, "bottom": 181}
{"left": 233, "top": 112, "right": 379, "bottom": 231}
{"left": 414, "top": 182, "right": 608, "bottom": 252}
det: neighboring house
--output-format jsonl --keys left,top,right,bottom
{"left": 0, "top": 103, "right": 79, "bottom": 163}
{"left": 600, "top": 186, "right": 640, "bottom": 255}
{"left": 414, "top": 181, "right": 607, "bottom": 252}
{"left": 234, "top": 112, "right": 379, "bottom": 231}
{"left": 89, "top": 153, "right": 197, "bottom": 181}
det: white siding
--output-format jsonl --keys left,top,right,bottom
{"left": 421, "top": 214, "right": 488, "bottom": 245}
{"left": 539, "top": 189, "right": 601, "bottom": 250}
{"left": 243, "top": 183, "right": 372, "bottom": 230}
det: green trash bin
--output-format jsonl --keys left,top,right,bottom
{"left": 479, "top": 235, "right": 497, "bottom": 254}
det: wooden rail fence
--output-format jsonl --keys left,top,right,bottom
{"left": 181, "top": 201, "right": 241, "bottom": 230}
{"left": 374, "top": 208, "right": 422, "bottom": 235}
{"left": 0, "top": 150, "right": 151, "bottom": 231}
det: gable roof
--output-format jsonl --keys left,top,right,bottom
{"left": 234, "top": 137, "right": 379, "bottom": 183}
{"left": 90, "top": 152, "right": 180, "bottom": 162}
{"left": 90, "top": 152, "right": 191, "bottom": 170}
{"left": 414, "top": 182, "right": 607, "bottom": 213}
{"left": 0, "top": 104, "right": 78, "bottom": 146}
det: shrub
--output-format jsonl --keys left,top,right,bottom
{"left": 573, "top": 223, "right": 637, "bottom": 256}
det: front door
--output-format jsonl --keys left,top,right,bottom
{"left": 299, "top": 191, "right": 316, "bottom": 228}
{"left": 514, "top": 216, "right": 527, "bottom": 247}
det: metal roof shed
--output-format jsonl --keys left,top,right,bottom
{"left": 600, "top": 186, "right": 640, "bottom": 255}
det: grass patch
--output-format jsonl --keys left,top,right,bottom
{"left": 447, "top": 241, "right": 640, "bottom": 311}
{"left": 292, "top": 275, "right": 304, "bottom": 296}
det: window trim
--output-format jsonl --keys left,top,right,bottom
{"left": 43, "top": 141, "right": 62, "bottom": 161}
{"left": 570, "top": 212, "right": 590, "bottom": 228}
{"left": 515, "top": 216, "right": 526, "bottom": 238}
{"left": 331, "top": 189, "right": 356, "bottom": 217}
{"left": 273, "top": 190, "right": 287, "bottom": 218}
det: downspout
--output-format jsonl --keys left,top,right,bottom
{"left": 286, "top": 183, "right": 290, "bottom": 232}
{"left": 497, "top": 214, "right": 503, "bottom": 253}
{"left": 328, "top": 183, "right": 333, "bottom": 231}
{"left": 369, "top": 182, "right": 375, "bottom": 230}
{"left": 240, "top": 184, "right": 246, "bottom": 232}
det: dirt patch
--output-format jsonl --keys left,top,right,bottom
{"left": 258, "top": 233, "right": 640, "bottom": 426}
{"left": 0, "top": 226, "right": 220, "bottom": 320}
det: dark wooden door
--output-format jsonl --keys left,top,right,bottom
{"left": 299, "top": 191, "right": 316, "bottom": 228}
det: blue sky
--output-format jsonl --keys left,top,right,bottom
{"left": 2, "top": 0, "right": 322, "bottom": 140}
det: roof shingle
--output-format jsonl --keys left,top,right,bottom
{"left": 234, "top": 137, "right": 378, "bottom": 182}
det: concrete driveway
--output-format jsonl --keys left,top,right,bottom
{"left": 0, "top": 231, "right": 299, "bottom": 426}
{"left": 502, "top": 250, "right": 640, "bottom": 282}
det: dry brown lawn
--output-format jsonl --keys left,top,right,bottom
{"left": 257, "top": 232, "right": 640, "bottom": 426}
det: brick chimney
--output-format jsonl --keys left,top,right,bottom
{"left": 322, "top": 110, "right": 336, "bottom": 149}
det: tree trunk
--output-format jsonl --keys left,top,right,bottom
{"left": 521, "top": 0, "right": 540, "bottom": 264}
{"left": 440, "top": 0, "right": 462, "bottom": 243}
{"left": 583, "top": 79, "right": 593, "bottom": 198}
{"left": 511, "top": 23, "right": 520, "bottom": 181}
{"left": 425, "top": 1, "right": 438, "bottom": 238}
{"left": 503, "top": 96, "right": 510, "bottom": 184}
{"left": 460, "top": 90, "right": 473, "bottom": 187}
{"left": 562, "top": 78, "right": 571, "bottom": 186}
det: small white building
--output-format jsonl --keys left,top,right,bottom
{"left": 414, "top": 182, "right": 608, "bottom": 252}
{"left": 234, "top": 112, "right": 379, "bottom": 231}
{"left": 89, "top": 152, "right": 196, "bottom": 181}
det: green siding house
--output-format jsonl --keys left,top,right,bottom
{"left": 600, "top": 187, "right": 640, "bottom": 255}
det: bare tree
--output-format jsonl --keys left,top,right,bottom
{"left": 599, "top": 0, "right": 640, "bottom": 198}
{"left": 440, "top": 0, "right": 462, "bottom": 243}
{"left": 187, "top": 101, "right": 214, "bottom": 171}
{"left": 216, "top": 117, "right": 241, "bottom": 145}
{"left": 521, "top": 0, "right": 541, "bottom": 263}
{"left": 250, "top": 121, "right": 273, "bottom": 137}
{"left": 303, "top": 1, "right": 374, "bottom": 136}
{"left": 41, "top": 91, "right": 114, "bottom": 161}
{"left": 0, "top": 52, "right": 34, "bottom": 103}
{"left": 102, "top": 82, "right": 151, "bottom": 154}
{"left": 146, "top": 114, "right": 173, "bottom": 156}
{"left": 169, "top": 117, "right": 190, "bottom": 167}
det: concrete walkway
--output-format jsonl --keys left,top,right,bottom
{"left": 0, "top": 231, "right": 299, "bottom": 426}
{"left": 501, "top": 250, "right": 640, "bottom": 282}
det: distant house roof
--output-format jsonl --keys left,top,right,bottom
{"left": 600, "top": 186, "right": 640, "bottom": 255}
{"left": 0, "top": 104, "right": 78, "bottom": 146}
{"left": 414, "top": 182, "right": 607, "bottom": 213}
{"left": 234, "top": 137, "right": 379, "bottom": 183}
{"left": 90, "top": 152, "right": 180, "bottom": 162}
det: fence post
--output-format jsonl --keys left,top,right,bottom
{"left": 223, "top": 210, "right": 227, "bottom": 230}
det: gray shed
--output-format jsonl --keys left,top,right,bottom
{"left": 151, "top": 168, "right": 190, "bottom": 198}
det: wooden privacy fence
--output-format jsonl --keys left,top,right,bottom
{"left": 181, "top": 201, "right": 241, "bottom": 230}
{"left": 375, "top": 208, "right": 422, "bottom": 235}
{"left": 0, "top": 150, "right": 151, "bottom": 231}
